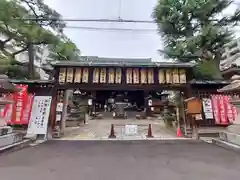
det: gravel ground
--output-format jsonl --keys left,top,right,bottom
{"left": 0, "top": 140, "right": 240, "bottom": 180}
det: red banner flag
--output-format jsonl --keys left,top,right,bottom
{"left": 11, "top": 85, "right": 28, "bottom": 125}
{"left": 211, "top": 95, "right": 221, "bottom": 124}
{"left": 218, "top": 95, "right": 229, "bottom": 124}
{"left": 224, "top": 95, "right": 234, "bottom": 123}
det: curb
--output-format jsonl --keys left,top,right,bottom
{"left": 0, "top": 138, "right": 35, "bottom": 154}
{"left": 212, "top": 138, "right": 240, "bottom": 152}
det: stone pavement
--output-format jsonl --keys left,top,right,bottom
{"left": 1, "top": 140, "right": 240, "bottom": 180}
{"left": 60, "top": 119, "right": 180, "bottom": 140}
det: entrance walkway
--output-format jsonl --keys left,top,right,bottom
{"left": 60, "top": 119, "right": 182, "bottom": 140}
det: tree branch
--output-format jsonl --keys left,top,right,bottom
{"left": 12, "top": 46, "right": 28, "bottom": 56}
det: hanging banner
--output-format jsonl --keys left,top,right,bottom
{"left": 172, "top": 69, "right": 180, "bottom": 84}
{"left": 224, "top": 96, "right": 234, "bottom": 123}
{"left": 82, "top": 68, "right": 89, "bottom": 83}
{"left": 115, "top": 68, "right": 122, "bottom": 84}
{"left": 133, "top": 68, "right": 139, "bottom": 84}
{"left": 232, "top": 105, "right": 238, "bottom": 121}
{"left": 11, "top": 85, "right": 28, "bottom": 125}
{"left": 92, "top": 68, "right": 100, "bottom": 83}
{"left": 66, "top": 68, "right": 74, "bottom": 83}
{"left": 165, "top": 69, "right": 172, "bottom": 84}
{"left": 126, "top": 68, "right": 133, "bottom": 84}
{"left": 218, "top": 95, "right": 229, "bottom": 124}
{"left": 21, "top": 94, "right": 34, "bottom": 124}
{"left": 158, "top": 69, "right": 165, "bottom": 84}
{"left": 179, "top": 69, "right": 186, "bottom": 83}
{"left": 59, "top": 68, "right": 66, "bottom": 84}
{"left": 108, "top": 68, "right": 115, "bottom": 84}
{"left": 140, "top": 68, "right": 147, "bottom": 84}
{"left": 1, "top": 94, "right": 13, "bottom": 124}
{"left": 100, "top": 68, "right": 107, "bottom": 83}
{"left": 211, "top": 95, "right": 221, "bottom": 124}
{"left": 202, "top": 98, "right": 214, "bottom": 119}
{"left": 74, "top": 68, "right": 82, "bottom": 83}
{"left": 147, "top": 68, "right": 154, "bottom": 84}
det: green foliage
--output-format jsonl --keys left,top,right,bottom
{"left": 49, "top": 37, "right": 81, "bottom": 61}
{"left": 0, "top": 0, "right": 80, "bottom": 79}
{"left": 153, "top": 0, "right": 240, "bottom": 79}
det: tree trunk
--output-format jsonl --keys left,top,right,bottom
{"left": 28, "top": 42, "right": 35, "bottom": 79}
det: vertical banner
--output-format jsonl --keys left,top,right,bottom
{"left": 100, "top": 68, "right": 107, "bottom": 83}
{"left": 218, "top": 95, "right": 228, "bottom": 124}
{"left": 224, "top": 96, "right": 234, "bottom": 123}
{"left": 21, "top": 94, "right": 34, "bottom": 124}
{"left": 133, "top": 68, "right": 139, "bottom": 84}
{"left": 179, "top": 69, "right": 186, "bottom": 83}
{"left": 165, "top": 69, "right": 172, "bottom": 84}
{"left": 11, "top": 85, "right": 28, "bottom": 125}
{"left": 126, "top": 68, "right": 133, "bottom": 84}
{"left": 92, "top": 68, "right": 100, "bottom": 83}
{"left": 66, "top": 68, "right": 74, "bottom": 83}
{"left": 82, "top": 68, "right": 89, "bottom": 83}
{"left": 158, "top": 69, "right": 165, "bottom": 84}
{"left": 1, "top": 94, "right": 13, "bottom": 124}
{"left": 172, "top": 68, "right": 180, "bottom": 84}
{"left": 211, "top": 95, "right": 221, "bottom": 124}
{"left": 108, "top": 68, "right": 115, "bottom": 84}
{"left": 59, "top": 68, "right": 66, "bottom": 84}
{"left": 74, "top": 68, "right": 82, "bottom": 83}
{"left": 115, "top": 68, "right": 122, "bottom": 84}
{"left": 140, "top": 68, "right": 147, "bottom": 84}
{"left": 147, "top": 68, "right": 154, "bottom": 84}
{"left": 202, "top": 98, "right": 214, "bottom": 119}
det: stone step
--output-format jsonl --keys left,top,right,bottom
{"left": 219, "top": 131, "right": 240, "bottom": 146}
{"left": 0, "top": 126, "right": 13, "bottom": 136}
{"left": 0, "top": 133, "right": 24, "bottom": 148}
{"left": 212, "top": 138, "right": 240, "bottom": 152}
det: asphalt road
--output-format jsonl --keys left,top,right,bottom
{"left": 0, "top": 140, "right": 240, "bottom": 180}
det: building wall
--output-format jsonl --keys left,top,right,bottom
{"left": 220, "top": 38, "right": 240, "bottom": 71}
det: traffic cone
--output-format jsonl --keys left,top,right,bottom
{"left": 146, "top": 124, "right": 154, "bottom": 138}
{"left": 108, "top": 124, "right": 116, "bottom": 138}
{"left": 177, "top": 127, "right": 183, "bottom": 137}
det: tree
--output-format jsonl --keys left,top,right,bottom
{"left": 48, "top": 37, "right": 81, "bottom": 61}
{"left": 153, "top": 0, "right": 240, "bottom": 79}
{"left": 0, "top": 0, "right": 78, "bottom": 79}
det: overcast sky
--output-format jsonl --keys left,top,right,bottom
{"left": 45, "top": 0, "right": 240, "bottom": 61}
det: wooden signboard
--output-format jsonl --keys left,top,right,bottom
{"left": 100, "top": 68, "right": 107, "bottom": 83}
{"left": 179, "top": 69, "right": 186, "bottom": 83}
{"left": 185, "top": 97, "right": 202, "bottom": 114}
{"left": 133, "top": 68, "right": 139, "bottom": 84}
{"left": 140, "top": 68, "right": 147, "bottom": 84}
{"left": 74, "top": 68, "right": 82, "bottom": 83}
{"left": 158, "top": 69, "right": 165, "bottom": 84}
{"left": 82, "top": 68, "right": 89, "bottom": 83}
{"left": 108, "top": 68, "right": 115, "bottom": 84}
{"left": 93, "top": 68, "right": 99, "bottom": 83}
{"left": 126, "top": 68, "right": 133, "bottom": 84}
{"left": 172, "top": 68, "right": 179, "bottom": 84}
{"left": 147, "top": 68, "right": 154, "bottom": 84}
{"left": 66, "top": 68, "right": 74, "bottom": 83}
{"left": 115, "top": 68, "right": 122, "bottom": 84}
{"left": 59, "top": 68, "right": 66, "bottom": 84}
